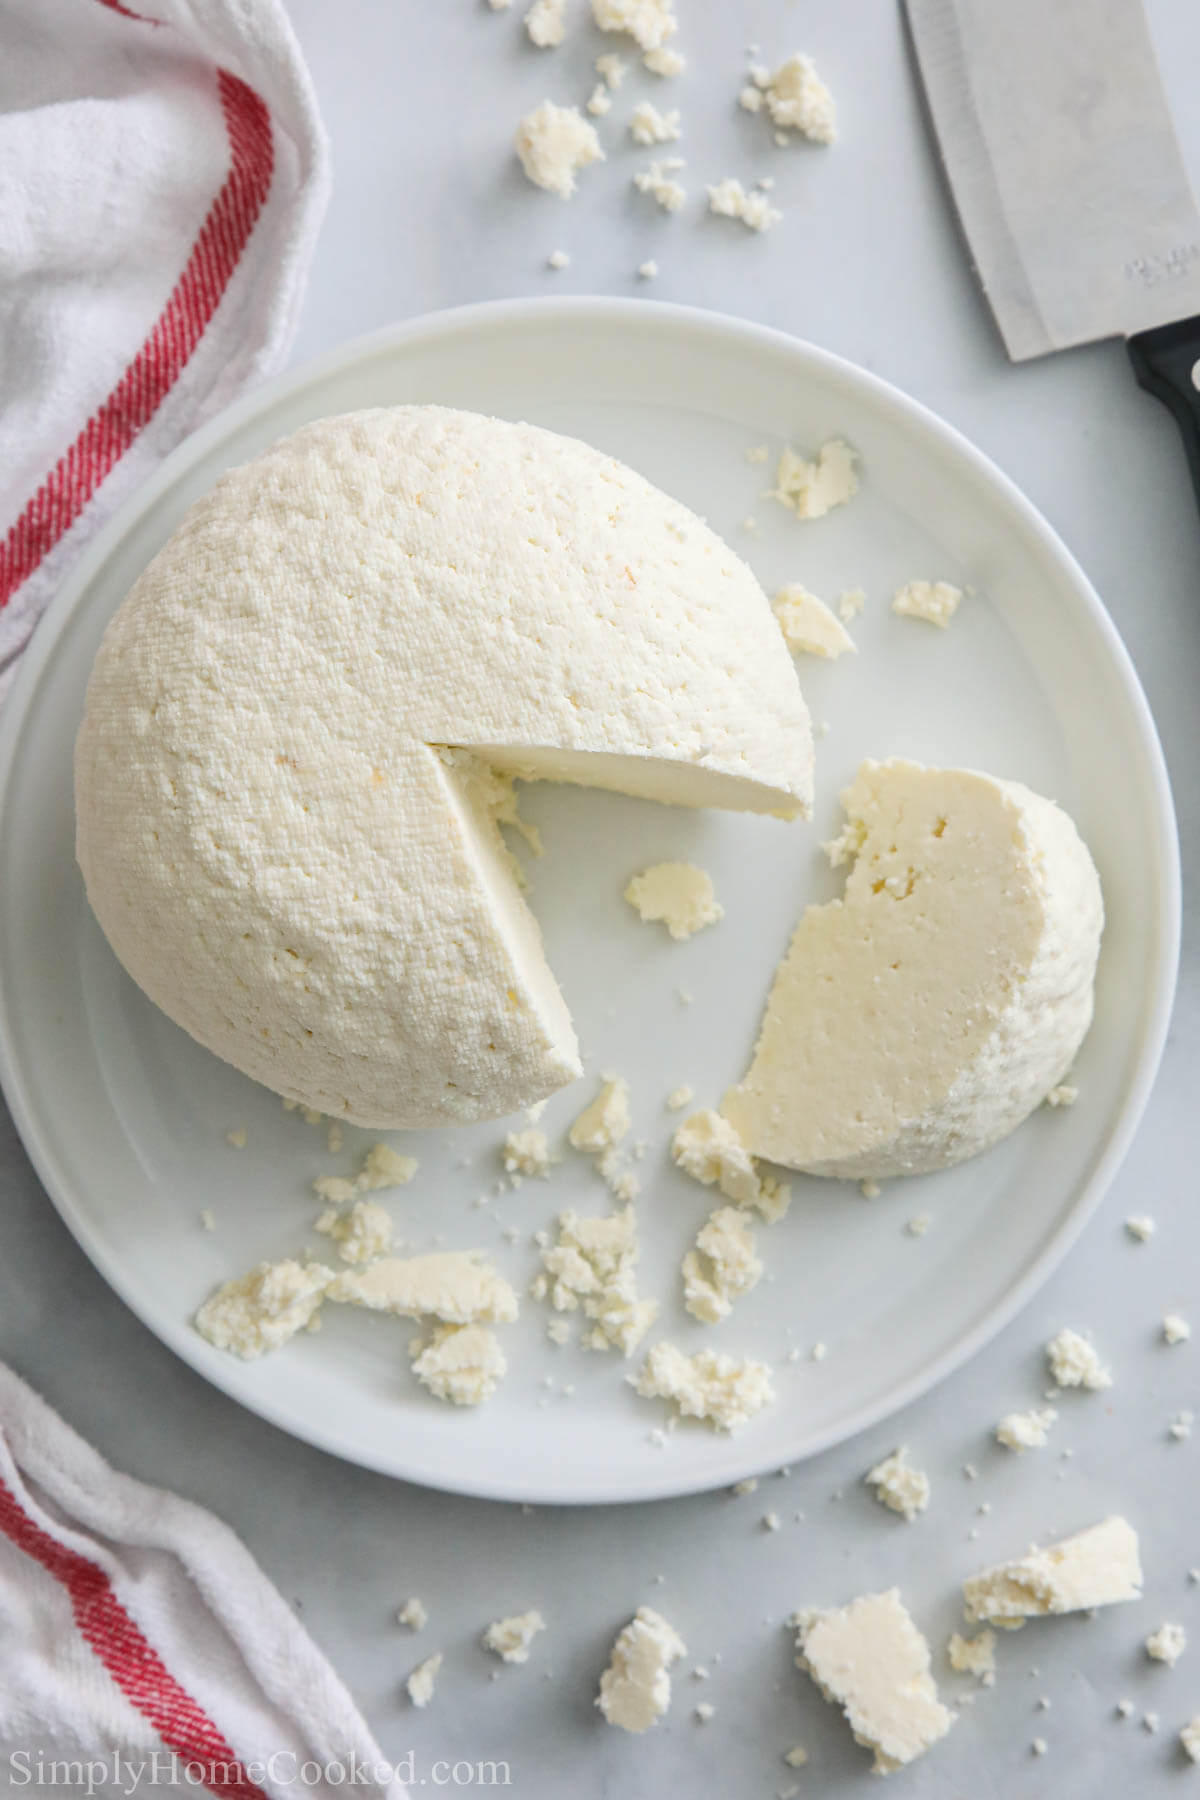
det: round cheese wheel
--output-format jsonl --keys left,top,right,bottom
{"left": 75, "top": 406, "right": 812, "bottom": 1126}
{"left": 723, "top": 759, "right": 1103, "bottom": 1178}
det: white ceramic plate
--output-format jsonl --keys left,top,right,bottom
{"left": 0, "top": 299, "right": 1179, "bottom": 1504}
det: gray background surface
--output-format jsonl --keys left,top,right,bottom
{"left": 3, "top": 3, "right": 1200, "bottom": 1794}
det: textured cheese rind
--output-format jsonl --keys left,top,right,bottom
{"left": 75, "top": 407, "right": 813, "bottom": 1128}
{"left": 329, "top": 1252, "right": 519, "bottom": 1324}
{"left": 596, "top": 1606, "right": 687, "bottom": 1732}
{"left": 795, "top": 1590, "right": 954, "bottom": 1774}
{"left": 723, "top": 760, "right": 1103, "bottom": 1179}
{"left": 962, "top": 1517, "right": 1143, "bottom": 1625}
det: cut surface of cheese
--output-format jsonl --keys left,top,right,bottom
{"left": 75, "top": 407, "right": 812, "bottom": 1127}
{"left": 327, "top": 1252, "right": 519, "bottom": 1324}
{"left": 723, "top": 759, "right": 1103, "bottom": 1179}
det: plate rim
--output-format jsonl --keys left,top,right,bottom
{"left": 0, "top": 295, "right": 1182, "bottom": 1503}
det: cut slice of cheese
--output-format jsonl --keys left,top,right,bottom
{"left": 794, "top": 1590, "right": 953, "bottom": 1774}
{"left": 723, "top": 759, "right": 1102, "bottom": 1179}
{"left": 327, "top": 1252, "right": 519, "bottom": 1324}
{"left": 75, "top": 407, "right": 812, "bottom": 1127}
{"left": 962, "top": 1516, "right": 1142, "bottom": 1626}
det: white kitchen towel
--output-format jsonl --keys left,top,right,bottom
{"left": 0, "top": 1362, "right": 406, "bottom": 1800}
{"left": 0, "top": 0, "right": 331, "bottom": 704}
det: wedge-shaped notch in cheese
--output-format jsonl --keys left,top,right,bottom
{"left": 75, "top": 407, "right": 813, "bottom": 1129}
{"left": 328, "top": 1252, "right": 519, "bottom": 1324}
{"left": 962, "top": 1516, "right": 1142, "bottom": 1628}
{"left": 794, "top": 1590, "right": 954, "bottom": 1775}
{"left": 723, "top": 759, "right": 1103, "bottom": 1179}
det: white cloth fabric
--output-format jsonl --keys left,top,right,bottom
{"left": 0, "top": 1362, "right": 406, "bottom": 1799}
{"left": 0, "top": 18, "right": 407, "bottom": 1789}
{"left": 0, "top": 0, "right": 331, "bottom": 702}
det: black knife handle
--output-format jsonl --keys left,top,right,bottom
{"left": 1128, "top": 315, "right": 1200, "bottom": 515}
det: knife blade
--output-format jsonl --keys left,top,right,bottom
{"left": 906, "top": 0, "right": 1200, "bottom": 510}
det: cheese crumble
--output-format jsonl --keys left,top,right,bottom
{"left": 624, "top": 862, "right": 723, "bottom": 939}
{"left": 597, "top": 1606, "right": 686, "bottom": 1732}
{"left": 996, "top": 1406, "right": 1057, "bottom": 1452}
{"left": 515, "top": 102, "right": 603, "bottom": 197}
{"left": 749, "top": 54, "right": 837, "bottom": 144}
{"left": 195, "top": 1261, "right": 334, "bottom": 1359}
{"left": 947, "top": 1630, "right": 996, "bottom": 1681}
{"left": 1045, "top": 1327, "right": 1112, "bottom": 1391}
{"left": 536, "top": 1206, "right": 656, "bottom": 1354}
{"left": 708, "top": 177, "right": 781, "bottom": 233}
{"left": 524, "top": 0, "right": 566, "bottom": 46}
{"left": 633, "top": 157, "right": 687, "bottom": 211}
{"left": 314, "top": 1199, "right": 394, "bottom": 1265}
{"left": 1145, "top": 1622, "right": 1186, "bottom": 1665}
{"left": 682, "top": 1206, "right": 763, "bottom": 1323}
{"left": 891, "top": 580, "right": 963, "bottom": 629}
{"left": 502, "top": 1127, "right": 557, "bottom": 1177}
{"left": 411, "top": 1323, "right": 507, "bottom": 1406}
{"left": 406, "top": 1652, "right": 442, "bottom": 1707}
{"left": 632, "top": 1341, "right": 774, "bottom": 1431}
{"left": 773, "top": 584, "right": 856, "bottom": 659}
{"left": 484, "top": 1609, "right": 547, "bottom": 1663}
{"left": 630, "top": 101, "right": 681, "bottom": 145}
{"left": 864, "top": 1446, "right": 930, "bottom": 1521}
{"left": 591, "top": 0, "right": 677, "bottom": 51}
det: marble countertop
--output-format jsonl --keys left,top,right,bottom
{"left": 3, "top": 3, "right": 1200, "bottom": 1794}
